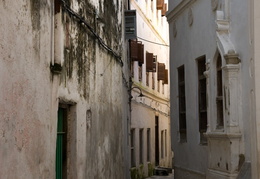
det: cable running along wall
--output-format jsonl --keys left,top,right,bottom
{"left": 60, "top": 0, "right": 124, "bottom": 67}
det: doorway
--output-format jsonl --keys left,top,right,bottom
{"left": 56, "top": 107, "right": 67, "bottom": 179}
{"left": 155, "top": 116, "right": 159, "bottom": 166}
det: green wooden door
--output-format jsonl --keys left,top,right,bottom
{"left": 56, "top": 108, "right": 65, "bottom": 179}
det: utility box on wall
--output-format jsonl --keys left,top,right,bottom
{"left": 125, "top": 10, "right": 137, "bottom": 39}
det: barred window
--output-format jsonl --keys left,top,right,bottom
{"left": 197, "top": 56, "right": 207, "bottom": 144}
{"left": 178, "top": 65, "right": 187, "bottom": 142}
{"left": 216, "top": 54, "right": 224, "bottom": 129}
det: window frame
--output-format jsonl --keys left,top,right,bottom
{"left": 216, "top": 54, "right": 224, "bottom": 129}
{"left": 131, "top": 129, "right": 136, "bottom": 167}
{"left": 139, "top": 128, "right": 144, "bottom": 164}
{"left": 178, "top": 65, "right": 187, "bottom": 143}
{"left": 161, "top": 130, "right": 164, "bottom": 159}
{"left": 197, "top": 56, "right": 208, "bottom": 144}
{"left": 147, "top": 128, "right": 151, "bottom": 162}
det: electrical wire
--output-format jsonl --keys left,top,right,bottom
{"left": 61, "top": 0, "right": 124, "bottom": 67}
{"left": 132, "top": 100, "right": 170, "bottom": 117}
{"left": 137, "top": 36, "right": 169, "bottom": 47}
{"left": 122, "top": 71, "right": 130, "bottom": 89}
{"left": 100, "top": 58, "right": 113, "bottom": 76}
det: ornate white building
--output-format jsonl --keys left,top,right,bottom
{"left": 167, "top": 0, "right": 260, "bottom": 178}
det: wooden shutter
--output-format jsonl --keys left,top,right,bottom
{"left": 161, "top": 4, "right": 167, "bottom": 16}
{"left": 158, "top": 63, "right": 166, "bottom": 80}
{"left": 157, "top": 0, "right": 164, "bottom": 10}
{"left": 146, "top": 52, "right": 154, "bottom": 72}
{"left": 164, "top": 69, "right": 168, "bottom": 84}
{"left": 130, "top": 40, "right": 138, "bottom": 60}
{"left": 125, "top": 10, "right": 137, "bottom": 39}
{"left": 138, "top": 42, "right": 144, "bottom": 65}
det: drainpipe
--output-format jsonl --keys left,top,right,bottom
{"left": 51, "top": 0, "right": 54, "bottom": 65}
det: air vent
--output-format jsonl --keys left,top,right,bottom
{"left": 125, "top": 10, "right": 137, "bottom": 39}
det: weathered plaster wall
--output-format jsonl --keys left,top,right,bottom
{"left": 0, "top": 0, "right": 54, "bottom": 178}
{"left": 0, "top": 0, "right": 129, "bottom": 178}
{"left": 57, "top": 0, "right": 129, "bottom": 178}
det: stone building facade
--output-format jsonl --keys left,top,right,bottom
{"left": 0, "top": 0, "right": 130, "bottom": 178}
{"left": 129, "top": 0, "right": 171, "bottom": 178}
{"left": 167, "top": 0, "right": 260, "bottom": 178}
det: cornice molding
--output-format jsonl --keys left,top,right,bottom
{"left": 166, "top": 0, "right": 197, "bottom": 22}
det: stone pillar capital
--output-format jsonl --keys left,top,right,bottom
{"left": 224, "top": 50, "right": 240, "bottom": 64}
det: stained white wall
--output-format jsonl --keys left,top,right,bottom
{"left": 0, "top": 0, "right": 130, "bottom": 179}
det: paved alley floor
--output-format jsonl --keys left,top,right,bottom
{"left": 146, "top": 171, "right": 174, "bottom": 179}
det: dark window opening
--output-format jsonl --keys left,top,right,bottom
{"left": 152, "top": 73, "right": 155, "bottom": 90}
{"left": 161, "top": 130, "right": 164, "bottom": 158}
{"left": 165, "top": 130, "right": 167, "bottom": 157}
{"left": 155, "top": 116, "right": 159, "bottom": 166}
{"left": 197, "top": 56, "right": 207, "bottom": 144}
{"left": 139, "top": 129, "right": 143, "bottom": 164}
{"left": 178, "top": 65, "right": 187, "bottom": 142}
{"left": 147, "top": 128, "right": 151, "bottom": 162}
{"left": 131, "top": 129, "right": 135, "bottom": 167}
{"left": 216, "top": 54, "right": 224, "bottom": 129}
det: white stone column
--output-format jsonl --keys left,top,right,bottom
{"left": 223, "top": 52, "right": 241, "bottom": 134}
{"left": 206, "top": 51, "right": 242, "bottom": 179}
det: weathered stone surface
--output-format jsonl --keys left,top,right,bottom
{"left": 237, "top": 162, "right": 251, "bottom": 179}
